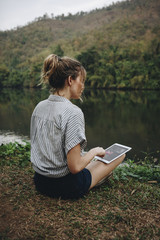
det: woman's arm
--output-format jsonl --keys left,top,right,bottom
{"left": 67, "top": 144, "right": 105, "bottom": 174}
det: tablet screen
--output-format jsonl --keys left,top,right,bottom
{"left": 95, "top": 143, "right": 132, "bottom": 163}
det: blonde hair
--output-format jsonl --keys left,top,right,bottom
{"left": 40, "top": 54, "right": 86, "bottom": 90}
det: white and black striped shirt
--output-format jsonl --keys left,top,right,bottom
{"left": 30, "top": 95, "right": 87, "bottom": 178}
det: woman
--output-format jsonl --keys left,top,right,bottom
{"left": 30, "top": 54, "right": 125, "bottom": 199}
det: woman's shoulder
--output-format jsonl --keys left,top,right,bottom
{"left": 32, "top": 99, "right": 48, "bottom": 113}
{"left": 36, "top": 99, "right": 48, "bottom": 107}
{"left": 60, "top": 102, "right": 84, "bottom": 124}
{"left": 68, "top": 101, "right": 83, "bottom": 115}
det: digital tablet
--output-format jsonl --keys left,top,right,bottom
{"left": 95, "top": 143, "right": 132, "bottom": 164}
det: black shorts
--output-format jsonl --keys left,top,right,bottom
{"left": 33, "top": 168, "right": 92, "bottom": 200}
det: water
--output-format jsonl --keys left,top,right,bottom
{"left": 0, "top": 88, "right": 160, "bottom": 160}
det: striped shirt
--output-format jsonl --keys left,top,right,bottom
{"left": 30, "top": 94, "right": 87, "bottom": 178}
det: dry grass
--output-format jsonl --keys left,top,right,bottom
{"left": 0, "top": 164, "right": 160, "bottom": 240}
{"left": 0, "top": 143, "right": 160, "bottom": 239}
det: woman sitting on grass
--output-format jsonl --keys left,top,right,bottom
{"left": 30, "top": 54, "right": 125, "bottom": 199}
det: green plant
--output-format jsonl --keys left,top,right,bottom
{"left": 113, "top": 159, "right": 160, "bottom": 183}
{"left": 0, "top": 141, "right": 30, "bottom": 167}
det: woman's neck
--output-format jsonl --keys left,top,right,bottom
{"left": 54, "top": 88, "right": 71, "bottom": 100}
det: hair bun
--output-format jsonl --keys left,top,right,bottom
{"left": 40, "top": 53, "right": 85, "bottom": 90}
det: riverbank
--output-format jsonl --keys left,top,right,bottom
{"left": 0, "top": 142, "right": 160, "bottom": 240}
{"left": 0, "top": 131, "right": 30, "bottom": 145}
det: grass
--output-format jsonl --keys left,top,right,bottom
{"left": 0, "top": 142, "right": 160, "bottom": 240}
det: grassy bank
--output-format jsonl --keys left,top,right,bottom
{"left": 0, "top": 142, "right": 160, "bottom": 240}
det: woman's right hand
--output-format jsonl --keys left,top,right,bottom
{"left": 67, "top": 145, "right": 106, "bottom": 174}
{"left": 90, "top": 147, "right": 105, "bottom": 158}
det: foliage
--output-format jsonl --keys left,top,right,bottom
{"left": 0, "top": 142, "right": 159, "bottom": 183}
{"left": 113, "top": 160, "right": 160, "bottom": 183}
{"left": 0, "top": 142, "right": 30, "bottom": 167}
{"left": 0, "top": 65, "right": 9, "bottom": 87}
{"left": 76, "top": 44, "right": 160, "bottom": 89}
{"left": 0, "top": 0, "right": 160, "bottom": 89}
{"left": 53, "top": 44, "right": 64, "bottom": 57}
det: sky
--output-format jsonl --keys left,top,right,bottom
{"left": 0, "top": 0, "right": 123, "bottom": 31}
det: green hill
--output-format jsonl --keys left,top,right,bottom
{"left": 0, "top": 0, "right": 160, "bottom": 89}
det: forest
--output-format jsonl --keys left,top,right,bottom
{"left": 0, "top": 0, "right": 160, "bottom": 89}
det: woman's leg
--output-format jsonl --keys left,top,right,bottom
{"left": 86, "top": 154, "right": 125, "bottom": 189}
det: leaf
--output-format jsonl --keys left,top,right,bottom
{"left": 131, "top": 189, "right": 136, "bottom": 195}
{"left": 148, "top": 181, "right": 158, "bottom": 184}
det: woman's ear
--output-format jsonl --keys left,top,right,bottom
{"left": 67, "top": 76, "right": 72, "bottom": 86}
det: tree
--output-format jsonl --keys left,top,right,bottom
{"left": 54, "top": 45, "right": 64, "bottom": 57}
{"left": 0, "top": 65, "right": 10, "bottom": 87}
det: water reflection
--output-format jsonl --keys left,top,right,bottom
{"left": 79, "top": 89, "right": 160, "bottom": 159}
{"left": 0, "top": 130, "right": 29, "bottom": 145}
{"left": 0, "top": 88, "right": 160, "bottom": 159}
{"left": 0, "top": 88, "right": 48, "bottom": 136}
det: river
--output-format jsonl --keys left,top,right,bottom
{"left": 0, "top": 88, "right": 160, "bottom": 160}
